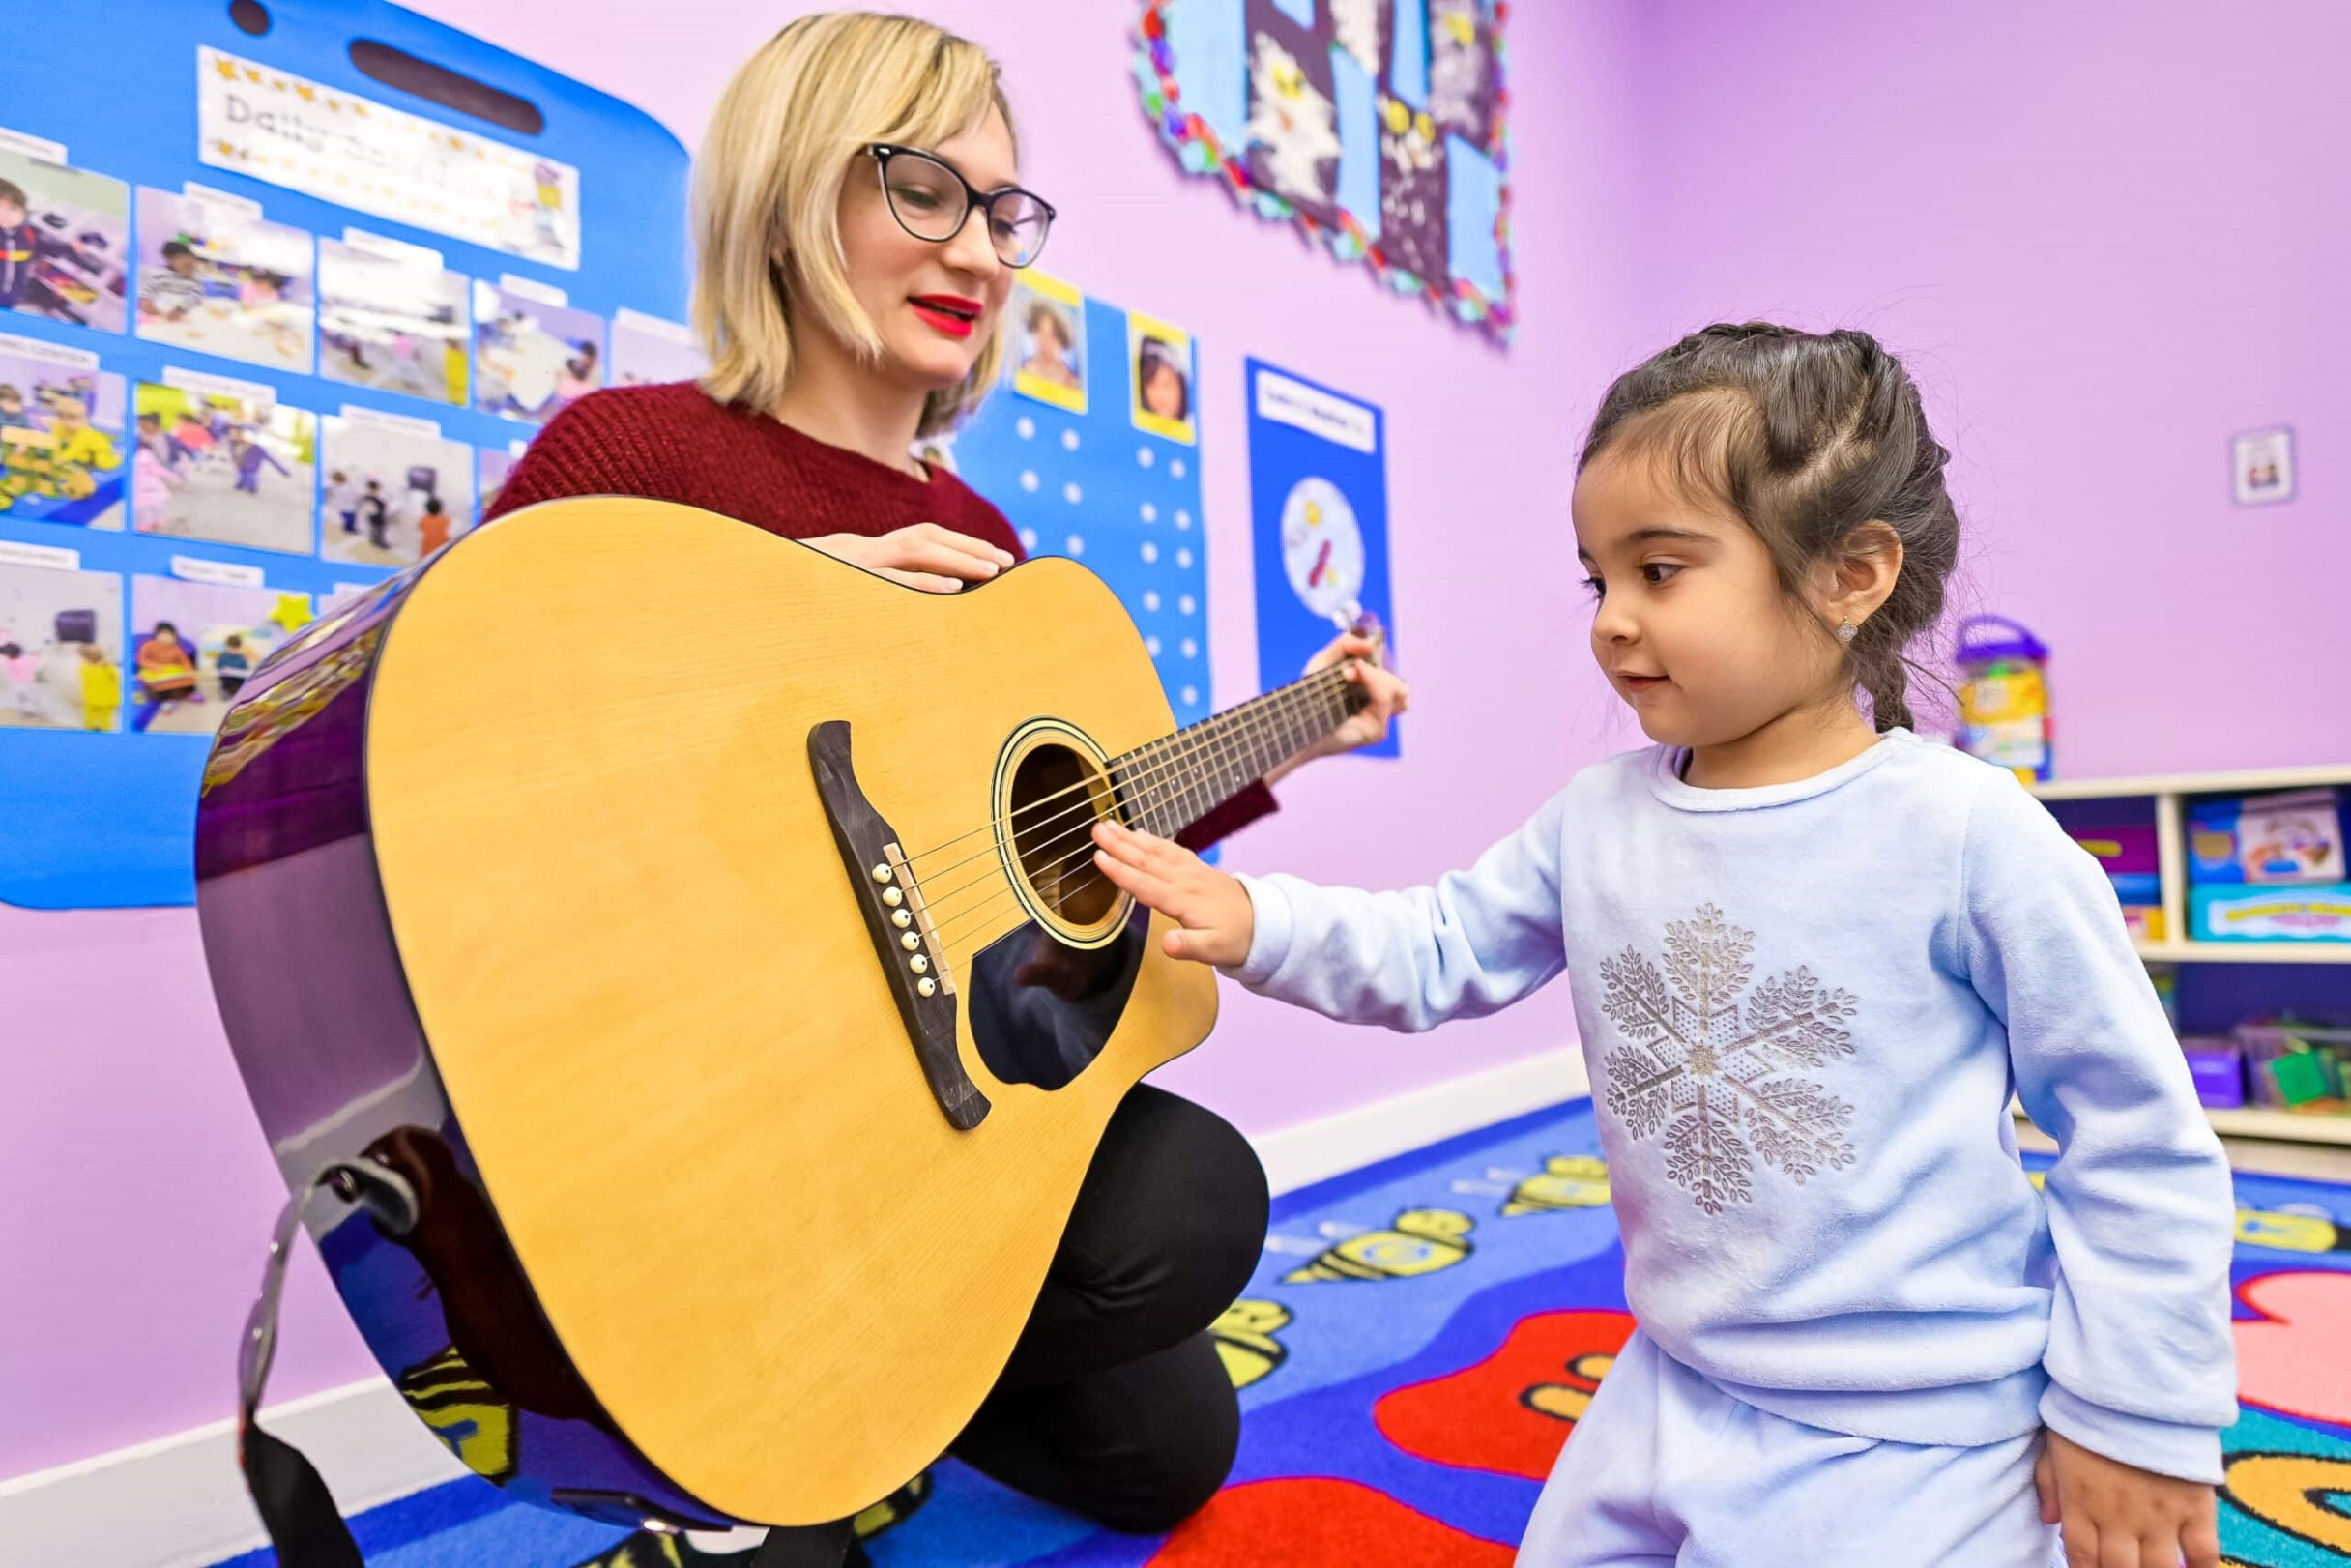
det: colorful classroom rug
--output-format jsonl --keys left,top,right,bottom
{"left": 215, "top": 1099, "right": 2351, "bottom": 1567}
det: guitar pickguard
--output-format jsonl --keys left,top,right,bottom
{"left": 807, "top": 720, "right": 990, "bottom": 1130}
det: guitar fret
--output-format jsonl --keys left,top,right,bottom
{"left": 1109, "top": 664, "right": 1369, "bottom": 841}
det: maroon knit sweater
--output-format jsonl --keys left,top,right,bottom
{"left": 486, "top": 382, "right": 1274, "bottom": 849}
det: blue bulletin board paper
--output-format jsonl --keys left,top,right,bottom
{"left": 0, "top": 0, "right": 688, "bottom": 909}
{"left": 1246, "top": 358, "right": 1398, "bottom": 758}
{"left": 951, "top": 286, "right": 1214, "bottom": 735}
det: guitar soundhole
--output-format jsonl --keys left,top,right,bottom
{"left": 1005, "top": 742, "right": 1123, "bottom": 936}
{"left": 967, "top": 904, "right": 1149, "bottom": 1091}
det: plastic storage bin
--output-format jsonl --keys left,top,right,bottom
{"left": 2238, "top": 1022, "right": 2351, "bottom": 1109}
{"left": 2180, "top": 1037, "right": 2246, "bottom": 1110}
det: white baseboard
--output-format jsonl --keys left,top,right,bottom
{"left": 1, "top": 1048, "right": 1585, "bottom": 1566}
{"left": 1254, "top": 1045, "right": 1588, "bottom": 1196}
{"left": 0, "top": 1378, "right": 467, "bottom": 1568}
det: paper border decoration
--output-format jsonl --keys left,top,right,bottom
{"left": 1134, "top": 0, "right": 1513, "bottom": 344}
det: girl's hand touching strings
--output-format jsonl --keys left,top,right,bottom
{"left": 1090, "top": 821, "right": 1255, "bottom": 968}
{"left": 2036, "top": 1430, "right": 2220, "bottom": 1568}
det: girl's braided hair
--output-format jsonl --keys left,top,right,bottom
{"left": 1581, "top": 323, "right": 1960, "bottom": 732}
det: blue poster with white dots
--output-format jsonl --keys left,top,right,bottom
{"left": 1245, "top": 357, "right": 1398, "bottom": 757}
{"left": 949, "top": 287, "right": 1214, "bottom": 731}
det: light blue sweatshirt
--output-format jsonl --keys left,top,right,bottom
{"left": 1231, "top": 730, "right": 2237, "bottom": 1482}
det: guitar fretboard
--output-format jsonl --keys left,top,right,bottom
{"left": 1108, "top": 664, "right": 1370, "bottom": 839}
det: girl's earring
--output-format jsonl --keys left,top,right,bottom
{"left": 1836, "top": 618, "right": 1858, "bottom": 646}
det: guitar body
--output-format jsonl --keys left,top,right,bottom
{"left": 196, "top": 499, "right": 1218, "bottom": 1527}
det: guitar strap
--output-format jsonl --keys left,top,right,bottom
{"left": 233, "top": 1159, "right": 858, "bottom": 1568}
{"left": 235, "top": 1159, "right": 417, "bottom": 1568}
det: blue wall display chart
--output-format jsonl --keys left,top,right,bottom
{"left": 0, "top": 0, "right": 689, "bottom": 908}
{"left": 1245, "top": 356, "right": 1397, "bottom": 757}
{"left": 949, "top": 292, "right": 1214, "bottom": 735}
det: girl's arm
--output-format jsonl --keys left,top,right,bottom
{"left": 1959, "top": 770, "right": 2237, "bottom": 1483}
{"left": 1092, "top": 787, "right": 1569, "bottom": 1033}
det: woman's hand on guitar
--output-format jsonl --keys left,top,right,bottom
{"left": 1265, "top": 632, "right": 1410, "bottom": 783}
{"left": 1090, "top": 821, "right": 1256, "bottom": 968}
{"left": 806, "top": 523, "right": 1017, "bottom": 594}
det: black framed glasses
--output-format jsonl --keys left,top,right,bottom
{"left": 866, "top": 144, "right": 1056, "bottom": 269}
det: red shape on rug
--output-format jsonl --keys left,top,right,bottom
{"left": 2235, "top": 1270, "right": 2351, "bottom": 1427}
{"left": 1375, "top": 1309, "right": 1637, "bottom": 1480}
{"left": 1146, "top": 1477, "right": 1515, "bottom": 1566}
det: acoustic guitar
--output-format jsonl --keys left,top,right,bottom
{"left": 196, "top": 498, "right": 1374, "bottom": 1532}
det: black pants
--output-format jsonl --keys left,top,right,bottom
{"left": 946, "top": 1083, "right": 1268, "bottom": 1534}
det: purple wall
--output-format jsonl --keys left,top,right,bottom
{"left": 1621, "top": 0, "right": 2351, "bottom": 778}
{"left": 2, "top": 2, "right": 1635, "bottom": 1480}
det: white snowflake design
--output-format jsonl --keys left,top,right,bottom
{"left": 1599, "top": 905, "right": 1860, "bottom": 1215}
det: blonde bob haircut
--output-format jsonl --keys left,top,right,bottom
{"left": 693, "top": 13, "right": 1017, "bottom": 438}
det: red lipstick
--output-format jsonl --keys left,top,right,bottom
{"left": 910, "top": 294, "right": 982, "bottom": 338}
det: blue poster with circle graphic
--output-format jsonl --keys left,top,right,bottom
{"left": 1245, "top": 357, "right": 1397, "bottom": 757}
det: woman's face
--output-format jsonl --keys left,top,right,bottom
{"left": 830, "top": 108, "right": 1019, "bottom": 397}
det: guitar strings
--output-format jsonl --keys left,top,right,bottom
{"left": 894, "top": 660, "right": 1360, "bottom": 878}
{"left": 909, "top": 672, "right": 1354, "bottom": 930}
{"left": 916, "top": 669, "right": 1365, "bottom": 942}
{"left": 891, "top": 661, "right": 1362, "bottom": 913}
{"left": 921, "top": 676, "right": 1366, "bottom": 952}
{"left": 907, "top": 667, "right": 1361, "bottom": 933}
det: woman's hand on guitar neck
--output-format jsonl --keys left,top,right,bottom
{"left": 806, "top": 523, "right": 1017, "bottom": 594}
{"left": 1090, "top": 821, "right": 1256, "bottom": 968}
{"left": 1263, "top": 631, "right": 1410, "bottom": 785}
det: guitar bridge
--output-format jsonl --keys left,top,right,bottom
{"left": 807, "top": 720, "right": 990, "bottom": 1130}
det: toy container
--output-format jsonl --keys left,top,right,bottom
{"left": 2179, "top": 1037, "right": 2245, "bottom": 1110}
{"left": 1954, "top": 616, "right": 2052, "bottom": 783}
{"left": 2191, "top": 882, "right": 2351, "bottom": 943}
{"left": 2109, "top": 871, "right": 2162, "bottom": 907}
{"left": 2068, "top": 824, "right": 2159, "bottom": 876}
{"left": 2189, "top": 789, "right": 2348, "bottom": 885}
{"left": 2237, "top": 1022, "right": 2351, "bottom": 1109}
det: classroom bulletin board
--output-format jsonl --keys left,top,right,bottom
{"left": 1135, "top": 0, "right": 1513, "bottom": 342}
{"left": 0, "top": 0, "right": 692, "bottom": 909}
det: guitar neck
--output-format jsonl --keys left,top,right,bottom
{"left": 1108, "top": 662, "right": 1371, "bottom": 839}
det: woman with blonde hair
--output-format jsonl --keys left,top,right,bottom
{"left": 488, "top": 14, "right": 1405, "bottom": 1564}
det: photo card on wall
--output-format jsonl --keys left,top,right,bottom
{"left": 2232, "top": 425, "right": 2296, "bottom": 507}
{"left": 1011, "top": 271, "right": 1089, "bottom": 415}
{"left": 473, "top": 278, "right": 605, "bottom": 425}
{"left": 133, "top": 185, "right": 316, "bottom": 374}
{"left": 319, "top": 233, "right": 471, "bottom": 406}
{"left": 1129, "top": 312, "right": 1197, "bottom": 446}
{"left": 126, "top": 570, "right": 306, "bottom": 737}
{"left": 320, "top": 407, "right": 476, "bottom": 567}
{"left": 0, "top": 554, "right": 125, "bottom": 732}
{"left": 0, "top": 143, "right": 130, "bottom": 334}
{"left": 610, "top": 307, "right": 707, "bottom": 388}
{"left": 0, "top": 330, "right": 127, "bottom": 530}
{"left": 131, "top": 370, "right": 317, "bottom": 556}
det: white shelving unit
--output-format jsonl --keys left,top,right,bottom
{"left": 2027, "top": 762, "right": 2351, "bottom": 1145}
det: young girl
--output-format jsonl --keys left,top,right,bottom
{"left": 1093, "top": 325, "right": 2235, "bottom": 1567}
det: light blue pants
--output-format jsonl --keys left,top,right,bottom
{"left": 1517, "top": 1330, "right": 2063, "bottom": 1567}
